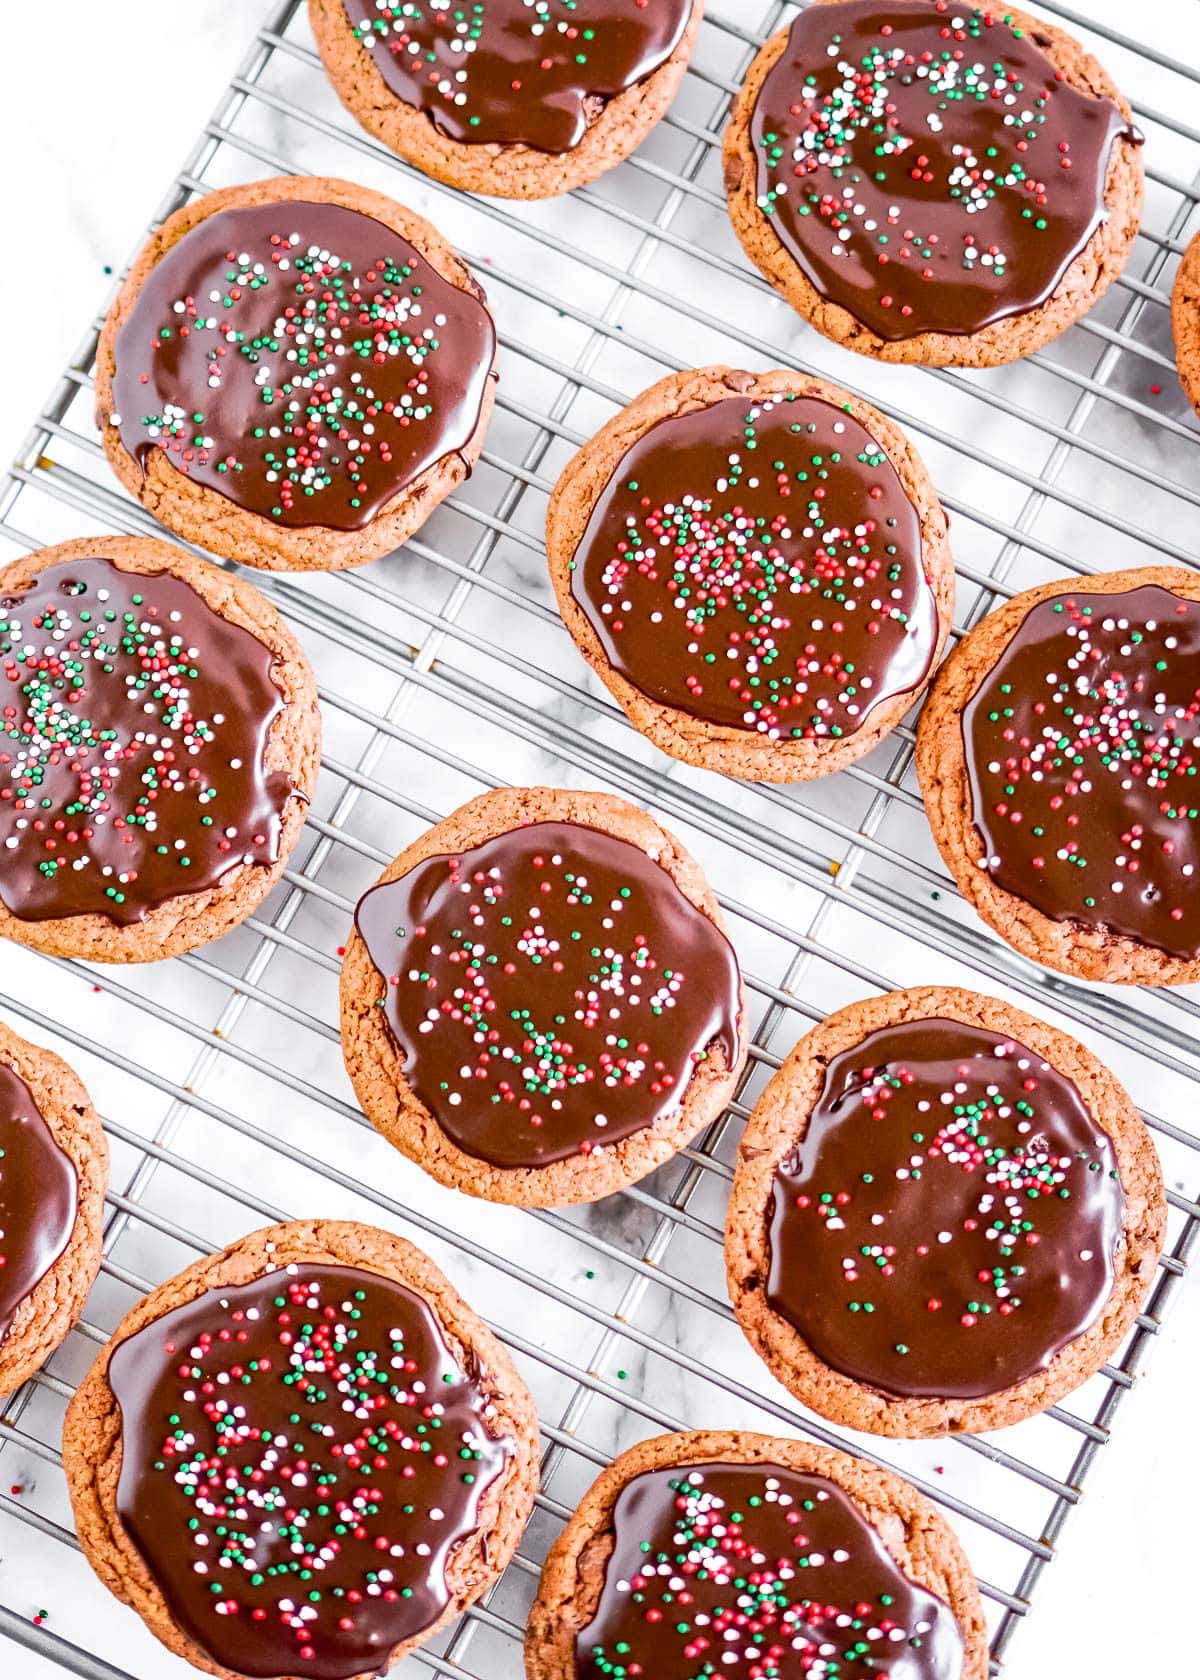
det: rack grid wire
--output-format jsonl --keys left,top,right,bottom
{"left": 1, "top": 2, "right": 1199, "bottom": 1675}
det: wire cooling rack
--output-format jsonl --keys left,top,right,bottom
{"left": 1, "top": 2, "right": 1198, "bottom": 1674}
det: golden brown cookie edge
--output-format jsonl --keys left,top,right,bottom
{"left": 1171, "top": 229, "right": 1200, "bottom": 421}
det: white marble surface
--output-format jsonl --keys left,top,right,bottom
{"left": 0, "top": 2, "right": 1198, "bottom": 1677}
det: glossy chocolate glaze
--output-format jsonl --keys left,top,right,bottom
{"left": 577, "top": 1459, "right": 964, "bottom": 1678}
{"left": 108, "top": 200, "right": 495, "bottom": 530}
{"left": 355, "top": 820, "right": 741, "bottom": 1169}
{"left": 0, "top": 557, "right": 299, "bottom": 926}
{"left": 0, "top": 1061, "right": 77, "bottom": 1342}
{"left": 570, "top": 391, "right": 937, "bottom": 739}
{"left": 768, "top": 1017, "right": 1124, "bottom": 1400}
{"left": 109, "top": 1262, "right": 513, "bottom": 1680}
{"left": 343, "top": 0, "right": 693, "bottom": 153}
{"left": 750, "top": 1, "right": 1135, "bottom": 341}
{"left": 964, "top": 583, "right": 1200, "bottom": 959}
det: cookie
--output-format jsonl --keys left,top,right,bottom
{"left": 1171, "top": 227, "right": 1200, "bottom": 420}
{"left": 64, "top": 1218, "right": 539, "bottom": 1680}
{"left": 340, "top": 786, "right": 746, "bottom": 1207}
{"left": 723, "top": 0, "right": 1143, "bottom": 367}
{"left": 526, "top": 1428, "right": 989, "bottom": 1679}
{"left": 96, "top": 176, "right": 497, "bottom": 572}
{"left": 727, "top": 987, "right": 1165, "bottom": 1438}
{"left": 0, "top": 1022, "right": 107, "bottom": 1397}
{"left": 547, "top": 366, "right": 955, "bottom": 781}
{"left": 917, "top": 566, "right": 1200, "bottom": 984}
{"left": 309, "top": 1, "right": 703, "bottom": 200}
{"left": 0, "top": 536, "right": 319, "bottom": 963}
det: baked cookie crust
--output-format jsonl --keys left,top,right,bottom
{"left": 1171, "top": 228, "right": 1200, "bottom": 421}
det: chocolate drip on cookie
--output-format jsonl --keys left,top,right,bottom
{"left": 768, "top": 1018, "right": 1124, "bottom": 1400}
{"left": 342, "top": 0, "right": 694, "bottom": 153}
{"left": 570, "top": 392, "right": 938, "bottom": 738}
{"left": 0, "top": 557, "right": 298, "bottom": 926}
{"left": 108, "top": 1263, "right": 513, "bottom": 1680}
{"left": 749, "top": 0, "right": 1135, "bottom": 340}
{"left": 0, "top": 1062, "right": 77, "bottom": 1341}
{"left": 354, "top": 821, "right": 741, "bottom": 1169}
{"left": 577, "top": 1460, "right": 964, "bottom": 1678}
{"left": 964, "top": 583, "right": 1200, "bottom": 959}
{"left": 106, "top": 200, "right": 495, "bottom": 530}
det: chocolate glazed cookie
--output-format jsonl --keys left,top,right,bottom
{"left": 1171, "top": 228, "right": 1200, "bottom": 421}
{"left": 547, "top": 367, "right": 955, "bottom": 781}
{"left": 0, "top": 1022, "right": 107, "bottom": 1397}
{"left": 726, "top": 988, "right": 1165, "bottom": 1437}
{"left": 918, "top": 566, "right": 1200, "bottom": 984}
{"left": 97, "top": 177, "right": 497, "bottom": 572}
{"left": 340, "top": 786, "right": 747, "bottom": 1207}
{"left": 309, "top": 1, "right": 703, "bottom": 199}
{"left": 724, "top": 0, "right": 1143, "bottom": 367}
{"left": 0, "top": 536, "right": 319, "bottom": 962}
{"left": 64, "top": 1220, "right": 539, "bottom": 1680}
{"left": 527, "top": 1429, "right": 988, "bottom": 1680}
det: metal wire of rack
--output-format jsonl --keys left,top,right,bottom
{"left": 0, "top": 2, "right": 1198, "bottom": 1674}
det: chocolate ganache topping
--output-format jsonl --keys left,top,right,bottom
{"left": 570, "top": 392, "right": 938, "bottom": 740}
{"left": 0, "top": 1062, "right": 77, "bottom": 1342}
{"left": 964, "top": 583, "right": 1200, "bottom": 960}
{"left": 749, "top": 0, "right": 1136, "bottom": 341}
{"left": 108, "top": 200, "right": 495, "bottom": 530}
{"left": 0, "top": 557, "right": 298, "bottom": 927}
{"left": 577, "top": 1460, "right": 964, "bottom": 1678}
{"left": 354, "top": 820, "right": 741, "bottom": 1169}
{"left": 108, "top": 1262, "right": 513, "bottom": 1680}
{"left": 343, "top": 0, "right": 694, "bottom": 154}
{"left": 768, "top": 1018, "right": 1124, "bottom": 1400}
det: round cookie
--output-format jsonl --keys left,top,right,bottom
{"left": 309, "top": 1, "right": 703, "bottom": 200}
{"left": 917, "top": 566, "right": 1200, "bottom": 984}
{"left": 547, "top": 366, "right": 955, "bottom": 781}
{"left": 0, "top": 536, "right": 319, "bottom": 963}
{"left": 340, "top": 786, "right": 747, "bottom": 1207}
{"left": 64, "top": 1218, "right": 539, "bottom": 1680}
{"left": 723, "top": 0, "right": 1143, "bottom": 368}
{"left": 1171, "top": 228, "right": 1200, "bottom": 421}
{"left": 726, "top": 987, "right": 1165, "bottom": 1438}
{"left": 96, "top": 176, "right": 497, "bottom": 572}
{"left": 0, "top": 1022, "right": 107, "bottom": 1397}
{"left": 527, "top": 1428, "right": 989, "bottom": 1679}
